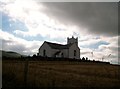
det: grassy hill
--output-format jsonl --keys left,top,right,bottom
{"left": 2, "top": 60, "right": 120, "bottom": 88}
{"left": 1, "top": 50, "right": 26, "bottom": 58}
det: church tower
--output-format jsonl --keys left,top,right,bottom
{"left": 67, "top": 36, "right": 78, "bottom": 45}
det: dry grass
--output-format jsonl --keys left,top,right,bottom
{"left": 2, "top": 60, "right": 120, "bottom": 88}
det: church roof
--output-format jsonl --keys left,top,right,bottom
{"left": 45, "top": 41, "right": 73, "bottom": 49}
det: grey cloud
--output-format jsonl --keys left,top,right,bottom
{"left": 2, "top": 39, "right": 35, "bottom": 55}
{"left": 2, "top": 40, "right": 27, "bottom": 54}
{"left": 81, "top": 51, "right": 91, "bottom": 55}
{"left": 40, "top": 2, "right": 118, "bottom": 36}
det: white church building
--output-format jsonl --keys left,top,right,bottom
{"left": 38, "top": 36, "right": 80, "bottom": 59}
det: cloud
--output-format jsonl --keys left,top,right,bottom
{"left": 80, "top": 35, "right": 119, "bottom": 64}
{"left": 1, "top": 1, "right": 118, "bottom": 37}
{"left": 2, "top": 1, "right": 118, "bottom": 38}
{"left": 40, "top": 2, "right": 118, "bottom": 36}
{"left": 1, "top": 0, "right": 81, "bottom": 40}
{"left": 0, "top": 29, "right": 42, "bottom": 55}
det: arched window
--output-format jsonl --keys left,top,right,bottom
{"left": 43, "top": 49, "right": 46, "bottom": 56}
{"left": 74, "top": 50, "right": 76, "bottom": 56}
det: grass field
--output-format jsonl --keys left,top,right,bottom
{"left": 2, "top": 60, "right": 120, "bottom": 88}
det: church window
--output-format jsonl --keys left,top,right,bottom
{"left": 43, "top": 49, "right": 46, "bottom": 56}
{"left": 61, "top": 53, "right": 64, "bottom": 57}
{"left": 74, "top": 50, "right": 76, "bottom": 56}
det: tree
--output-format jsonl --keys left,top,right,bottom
{"left": 86, "top": 57, "right": 88, "bottom": 61}
{"left": 33, "top": 54, "right": 36, "bottom": 57}
{"left": 82, "top": 57, "right": 85, "bottom": 61}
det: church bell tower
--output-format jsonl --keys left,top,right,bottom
{"left": 67, "top": 36, "right": 78, "bottom": 45}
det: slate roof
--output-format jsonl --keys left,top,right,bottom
{"left": 45, "top": 41, "right": 73, "bottom": 49}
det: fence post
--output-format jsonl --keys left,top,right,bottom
{"left": 24, "top": 58, "right": 29, "bottom": 87}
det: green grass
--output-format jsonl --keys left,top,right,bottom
{"left": 2, "top": 60, "right": 120, "bottom": 88}
{"left": 1, "top": 50, "right": 26, "bottom": 58}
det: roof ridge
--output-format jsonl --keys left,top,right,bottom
{"left": 45, "top": 41, "right": 73, "bottom": 49}
{"left": 45, "top": 41, "right": 67, "bottom": 46}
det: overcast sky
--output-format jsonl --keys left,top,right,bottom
{"left": 0, "top": 0, "right": 119, "bottom": 64}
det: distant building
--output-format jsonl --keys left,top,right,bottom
{"left": 38, "top": 36, "right": 80, "bottom": 59}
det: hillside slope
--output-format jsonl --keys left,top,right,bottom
{"left": 2, "top": 60, "right": 120, "bottom": 88}
{"left": 0, "top": 50, "right": 25, "bottom": 58}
